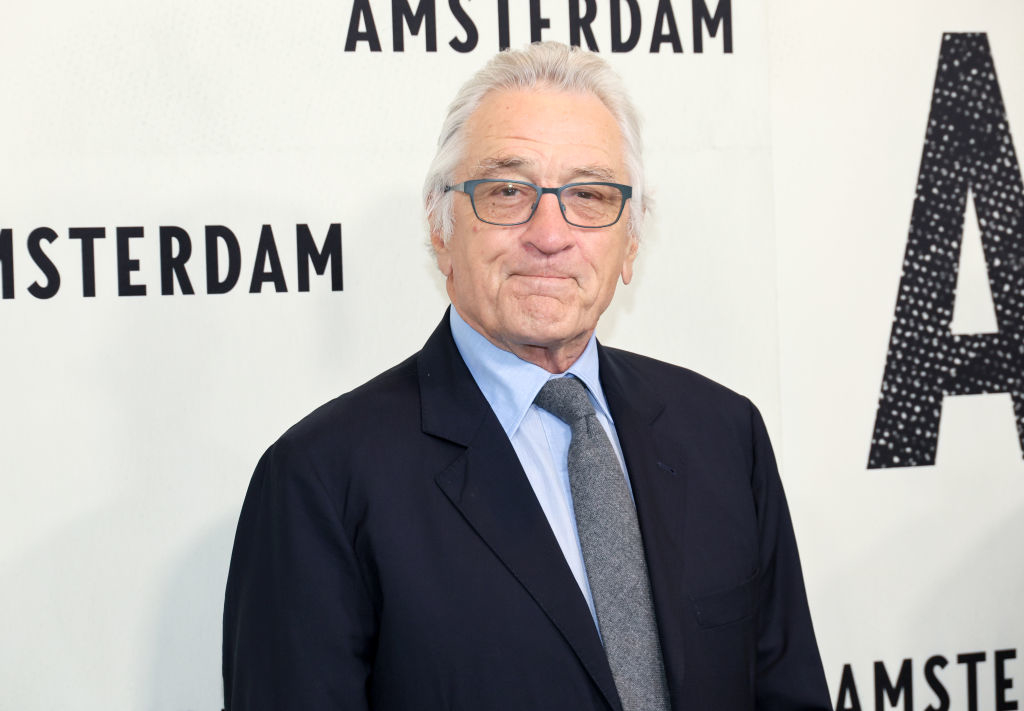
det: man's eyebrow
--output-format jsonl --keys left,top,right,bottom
{"left": 471, "top": 157, "right": 534, "bottom": 177}
{"left": 470, "top": 159, "right": 621, "bottom": 184}
{"left": 567, "top": 165, "right": 618, "bottom": 183}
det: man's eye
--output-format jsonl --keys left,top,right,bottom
{"left": 482, "top": 183, "right": 523, "bottom": 199}
{"left": 567, "top": 187, "right": 609, "bottom": 202}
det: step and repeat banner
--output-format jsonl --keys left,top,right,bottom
{"left": 771, "top": 2, "right": 1024, "bottom": 709}
{"left": 0, "top": 0, "right": 1020, "bottom": 708}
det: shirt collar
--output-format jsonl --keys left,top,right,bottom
{"left": 449, "top": 307, "right": 613, "bottom": 437}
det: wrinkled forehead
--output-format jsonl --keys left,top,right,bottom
{"left": 459, "top": 87, "right": 627, "bottom": 182}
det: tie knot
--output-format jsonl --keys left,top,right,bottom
{"left": 534, "top": 377, "right": 596, "bottom": 425}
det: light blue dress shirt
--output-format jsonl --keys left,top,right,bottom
{"left": 448, "top": 307, "right": 633, "bottom": 627}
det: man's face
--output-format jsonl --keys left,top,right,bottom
{"left": 432, "top": 87, "right": 638, "bottom": 368}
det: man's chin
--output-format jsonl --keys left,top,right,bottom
{"left": 503, "top": 314, "right": 592, "bottom": 353}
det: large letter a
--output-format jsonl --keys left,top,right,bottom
{"left": 869, "top": 33, "right": 1024, "bottom": 468}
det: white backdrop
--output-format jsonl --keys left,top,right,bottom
{"left": 772, "top": 3, "right": 1024, "bottom": 708}
{"left": 0, "top": 1, "right": 1020, "bottom": 708}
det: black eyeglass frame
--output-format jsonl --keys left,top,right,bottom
{"left": 444, "top": 179, "right": 633, "bottom": 228}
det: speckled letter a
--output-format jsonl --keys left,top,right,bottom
{"left": 869, "top": 33, "right": 1024, "bottom": 468}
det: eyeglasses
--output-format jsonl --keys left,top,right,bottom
{"left": 445, "top": 179, "right": 632, "bottom": 229}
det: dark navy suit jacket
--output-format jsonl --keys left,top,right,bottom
{"left": 223, "top": 314, "right": 831, "bottom": 710}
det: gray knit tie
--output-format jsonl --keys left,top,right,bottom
{"left": 534, "top": 377, "right": 670, "bottom": 711}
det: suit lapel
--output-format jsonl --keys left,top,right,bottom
{"left": 419, "top": 314, "right": 622, "bottom": 711}
{"left": 599, "top": 345, "right": 690, "bottom": 703}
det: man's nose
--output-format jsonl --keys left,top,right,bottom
{"left": 523, "top": 192, "right": 573, "bottom": 254}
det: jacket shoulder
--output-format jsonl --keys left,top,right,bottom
{"left": 272, "top": 352, "right": 423, "bottom": 463}
{"left": 600, "top": 346, "right": 754, "bottom": 416}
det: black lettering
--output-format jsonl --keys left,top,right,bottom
{"left": 569, "top": 0, "right": 598, "bottom": 50}
{"left": 997, "top": 649, "right": 1019, "bottom": 711}
{"left": 297, "top": 223, "right": 343, "bottom": 292}
{"left": 69, "top": 227, "right": 105, "bottom": 297}
{"left": 27, "top": 227, "right": 60, "bottom": 299}
{"left": 497, "top": 0, "right": 511, "bottom": 50}
{"left": 650, "top": 0, "right": 682, "bottom": 52}
{"left": 448, "top": 0, "right": 478, "bottom": 52}
{"left": 529, "top": 0, "right": 550, "bottom": 42}
{"left": 116, "top": 227, "right": 146, "bottom": 297}
{"left": 692, "top": 0, "right": 732, "bottom": 53}
{"left": 0, "top": 228, "right": 15, "bottom": 299}
{"left": 836, "top": 664, "right": 863, "bottom": 711}
{"left": 875, "top": 659, "right": 912, "bottom": 711}
{"left": 958, "top": 652, "right": 987, "bottom": 711}
{"left": 249, "top": 224, "right": 287, "bottom": 293}
{"left": 345, "top": 0, "right": 383, "bottom": 51}
{"left": 868, "top": 34, "right": 1024, "bottom": 467}
{"left": 610, "top": 0, "right": 641, "bottom": 52}
{"left": 159, "top": 226, "right": 195, "bottom": 296}
{"left": 924, "top": 655, "right": 950, "bottom": 711}
{"left": 205, "top": 225, "right": 241, "bottom": 294}
{"left": 392, "top": 0, "right": 436, "bottom": 51}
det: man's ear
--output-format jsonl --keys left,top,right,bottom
{"left": 431, "top": 229, "right": 453, "bottom": 277}
{"left": 620, "top": 236, "right": 639, "bottom": 285}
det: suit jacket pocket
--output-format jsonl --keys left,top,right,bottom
{"left": 689, "top": 570, "right": 758, "bottom": 629}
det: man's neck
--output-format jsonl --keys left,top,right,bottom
{"left": 502, "top": 339, "right": 589, "bottom": 374}
{"left": 451, "top": 306, "right": 592, "bottom": 374}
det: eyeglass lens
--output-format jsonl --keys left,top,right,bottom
{"left": 471, "top": 182, "right": 624, "bottom": 227}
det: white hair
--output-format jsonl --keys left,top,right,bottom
{"left": 423, "top": 41, "right": 648, "bottom": 245}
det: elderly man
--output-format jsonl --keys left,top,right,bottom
{"left": 223, "top": 42, "right": 830, "bottom": 711}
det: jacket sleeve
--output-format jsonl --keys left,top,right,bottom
{"left": 223, "top": 435, "right": 375, "bottom": 710}
{"left": 749, "top": 403, "right": 832, "bottom": 710}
